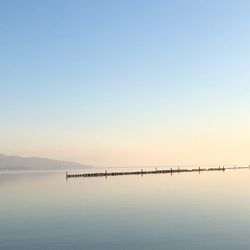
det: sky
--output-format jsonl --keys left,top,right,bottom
{"left": 1, "top": 0, "right": 250, "bottom": 166}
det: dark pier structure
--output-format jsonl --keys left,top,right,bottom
{"left": 66, "top": 165, "right": 250, "bottom": 179}
{"left": 64, "top": 166, "right": 250, "bottom": 179}
{"left": 66, "top": 166, "right": 250, "bottom": 179}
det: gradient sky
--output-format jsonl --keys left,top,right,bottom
{"left": 1, "top": 0, "right": 250, "bottom": 166}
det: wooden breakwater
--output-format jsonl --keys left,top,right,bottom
{"left": 65, "top": 166, "right": 249, "bottom": 179}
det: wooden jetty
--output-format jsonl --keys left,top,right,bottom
{"left": 65, "top": 166, "right": 250, "bottom": 179}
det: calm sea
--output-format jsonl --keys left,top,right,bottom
{"left": 1, "top": 168, "right": 250, "bottom": 250}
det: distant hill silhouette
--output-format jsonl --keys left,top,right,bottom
{"left": 0, "top": 153, "right": 92, "bottom": 171}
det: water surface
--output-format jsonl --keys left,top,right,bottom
{"left": 1, "top": 168, "right": 250, "bottom": 250}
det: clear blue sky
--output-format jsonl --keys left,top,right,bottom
{"left": 1, "top": 0, "right": 250, "bottom": 166}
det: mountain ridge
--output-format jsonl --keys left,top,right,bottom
{"left": 0, "top": 153, "right": 92, "bottom": 171}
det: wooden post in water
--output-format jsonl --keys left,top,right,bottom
{"left": 178, "top": 166, "right": 180, "bottom": 173}
{"left": 171, "top": 168, "right": 173, "bottom": 175}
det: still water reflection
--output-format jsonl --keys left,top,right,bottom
{"left": 1, "top": 169, "right": 250, "bottom": 250}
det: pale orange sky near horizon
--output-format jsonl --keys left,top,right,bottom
{"left": 2, "top": 119, "right": 250, "bottom": 167}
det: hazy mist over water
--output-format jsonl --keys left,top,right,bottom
{"left": 1, "top": 169, "right": 250, "bottom": 250}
